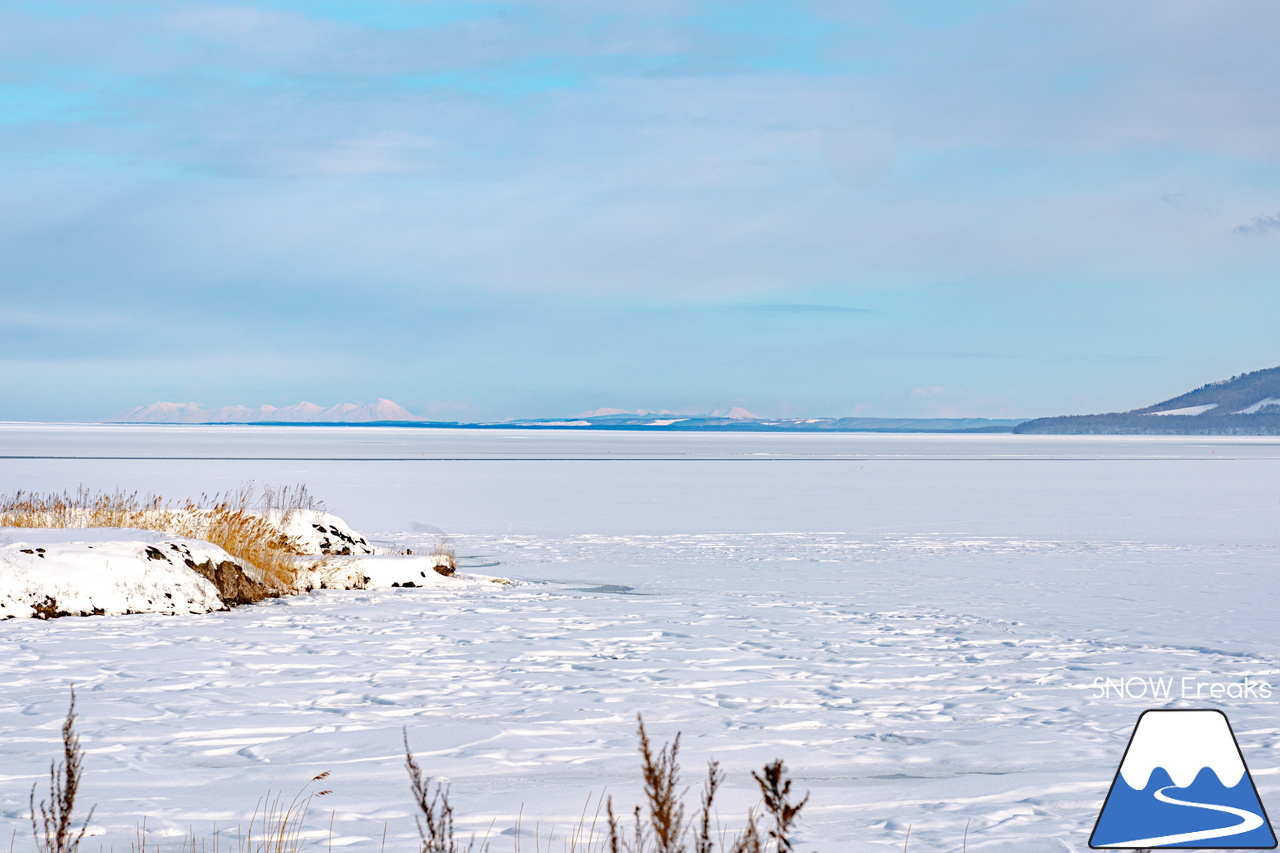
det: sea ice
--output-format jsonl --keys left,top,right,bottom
{"left": 1, "top": 426, "right": 1277, "bottom": 851}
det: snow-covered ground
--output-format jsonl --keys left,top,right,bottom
{"left": 1, "top": 425, "right": 1279, "bottom": 851}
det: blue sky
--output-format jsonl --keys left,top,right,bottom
{"left": 3, "top": 1, "right": 1280, "bottom": 421}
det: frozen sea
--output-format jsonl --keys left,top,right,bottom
{"left": 2, "top": 424, "right": 1279, "bottom": 851}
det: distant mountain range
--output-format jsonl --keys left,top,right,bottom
{"left": 116, "top": 399, "right": 417, "bottom": 424}
{"left": 114, "top": 368, "right": 1280, "bottom": 434}
{"left": 1015, "top": 365, "right": 1280, "bottom": 434}
{"left": 114, "top": 401, "right": 1024, "bottom": 432}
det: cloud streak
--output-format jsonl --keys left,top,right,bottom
{"left": 729, "top": 303, "right": 872, "bottom": 314}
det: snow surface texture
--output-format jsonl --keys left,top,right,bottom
{"left": 1, "top": 427, "right": 1279, "bottom": 851}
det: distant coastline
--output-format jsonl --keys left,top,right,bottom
{"left": 1014, "top": 413, "right": 1280, "bottom": 436}
{"left": 107, "top": 365, "right": 1280, "bottom": 435}
{"left": 104, "top": 417, "right": 1027, "bottom": 434}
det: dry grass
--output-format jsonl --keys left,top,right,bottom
{"left": 396, "top": 537, "right": 458, "bottom": 575}
{"left": 257, "top": 485, "right": 325, "bottom": 528}
{"left": 122, "top": 768, "right": 332, "bottom": 850}
{"left": 128, "top": 776, "right": 332, "bottom": 853}
{"left": 0, "top": 486, "right": 314, "bottom": 590}
{"left": 430, "top": 537, "right": 457, "bottom": 575}
{"left": 29, "top": 689, "right": 92, "bottom": 853}
{"left": 405, "top": 731, "right": 487, "bottom": 853}
{"left": 405, "top": 716, "right": 808, "bottom": 853}
{"left": 19, "top": 699, "right": 824, "bottom": 853}
{"left": 23, "top": 692, "right": 333, "bottom": 853}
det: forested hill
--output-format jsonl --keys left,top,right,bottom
{"left": 1015, "top": 366, "right": 1280, "bottom": 434}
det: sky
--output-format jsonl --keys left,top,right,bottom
{"left": 2, "top": 1, "right": 1280, "bottom": 422}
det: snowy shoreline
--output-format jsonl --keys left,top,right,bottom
{"left": 0, "top": 509, "right": 483, "bottom": 620}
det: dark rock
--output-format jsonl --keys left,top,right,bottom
{"left": 188, "top": 559, "right": 274, "bottom": 607}
{"left": 32, "top": 596, "right": 62, "bottom": 620}
{"left": 310, "top": 521, "right": 372, "bottom": 555}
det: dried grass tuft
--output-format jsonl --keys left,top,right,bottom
{"left": 430, "top": 536, "right": 457, "bottom": 575}
{"left": 404, "top": 730, "right": 489, "bottom": 853}
{"left": 29, "top": 688, "right": 92, "bottom": 853}
{"left": 256, "top": 484, "right": 325, "bottom": 527}
{"left": 751, "top": 761, "right": 807, "bottom": 853}
{"left": 636, "top": 717, "right": 686, "bottom": 852}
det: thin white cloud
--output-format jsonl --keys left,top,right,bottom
{"left": 0, "top": 309, "right": 129, "bottom": 332}
{"left": 1233, "top": 212, "right": 1280, "bottom": 236}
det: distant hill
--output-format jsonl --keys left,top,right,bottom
{"left": 1015, "top": 366, "right": 1280, "bottom": 435}
{"left": 498, "top": 414, "right": 1025, "bottom": 433}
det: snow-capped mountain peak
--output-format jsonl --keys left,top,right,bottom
{"left": 113, "top": 400, "right": 421, "bottom": 423}
{"left": 1119, "top": 710, "right": 1246, "bottom": 790}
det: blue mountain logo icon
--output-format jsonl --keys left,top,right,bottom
{"left": 1091, "top": 709, "right": 1277, "bottom": 848}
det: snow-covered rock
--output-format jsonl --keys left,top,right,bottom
{"left": 0, "top": 528, "right": 235, "bottom": 619}
{"left": 298, "top": 554, "right": 469, "bottom": 591}
{"left": 263, "top": 509, "right": 378, "bottom": 556}
{"left": 0, "top": 509, "right": 474, "bottom": 618}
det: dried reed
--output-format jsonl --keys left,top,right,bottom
{"left": 126, "top": 774, "right": 331, "bottom": 853}
{"left": 430, "top": 537, "right": 457, "bottom": 575}
{"left": 30, "top": 688, "right": 92, "bottom": 853}
{"left": 406, "top": 716, "right": 809, "bottom": 853}
{"left": 257, "top": 485, "right": 325, "bottom": 527}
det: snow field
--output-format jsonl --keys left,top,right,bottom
{"left": 1, "top": 427, "right": 1279, "bottom": 851}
